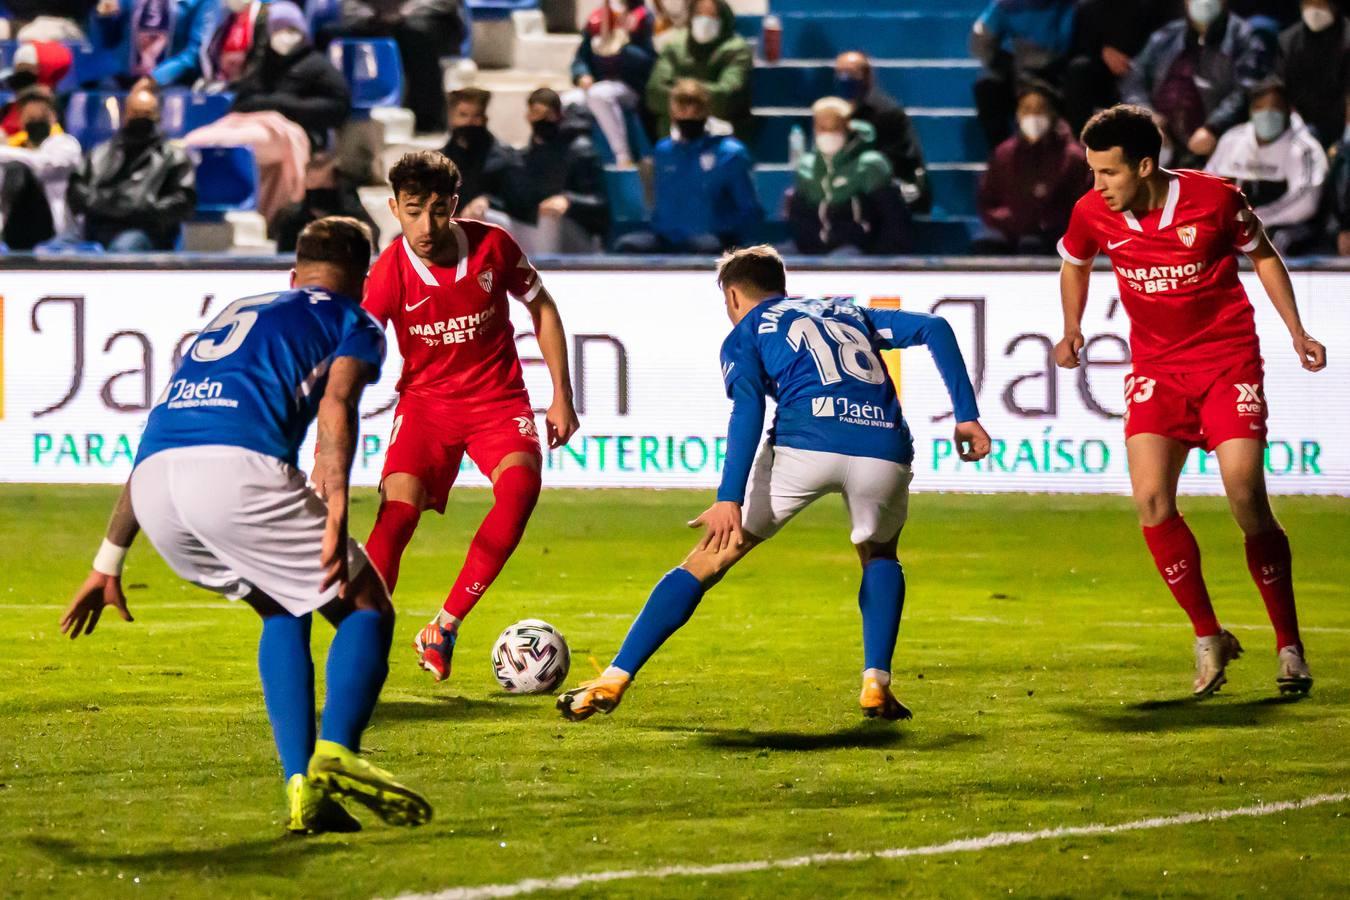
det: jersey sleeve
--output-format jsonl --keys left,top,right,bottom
{"left": 335, "top": 308, "right": 388, "bottom": 381}
{"left": 719, "top": 326, "right": 770, "bottom": 400}
{"left": 862, "top": 308, "right": 980, "bottom": 422}
{"left": 499, "top": 229, "right": 544, "bottom": 302}
{"left": 1057, "top": 198, "right": 1100, "bottom": 266}
{"left": 1226, "top": 183, "right": 1264, "bottom": 254}
{"left": 361, "top": 251, "right": 400, "bottom": 325}
{"left": 716, "top": 328, "right": 770, "bottom": 505}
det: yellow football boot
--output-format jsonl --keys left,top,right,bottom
{"left": 285, "top": 773, "right": 361, "bottom": 835}
{"left": 307, "top": 740, "right": 432, "bottom": 827}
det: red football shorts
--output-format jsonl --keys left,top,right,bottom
{"left": 381, "top": 394, "right": 542, "bottom": 513}
{"left": 1123, "top": 356, "right": 1268, "bottom": 451}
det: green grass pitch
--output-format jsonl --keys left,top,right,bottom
{"left": 2, "top": 485, "right": 1348, "bottom": 898}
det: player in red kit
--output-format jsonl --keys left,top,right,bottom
{"left": 362, "top": 151, "right": 580, "bottom": 682}
{"left": 1055, "top": 106, "right": 1327, "bottom": 698}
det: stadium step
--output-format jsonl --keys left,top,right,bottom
{"left": 749, "top": 107, "right": 985, "bottom": 166}
{"left": 769, "top": 0, "right": 985, "bottom": 12}
{"left": 738, "top": 12, "right": 976, "bottom": 59}
{"left": 751, "top": 62, "right": 979, "bottom": 110}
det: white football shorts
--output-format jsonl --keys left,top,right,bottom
{"left": 741, "top": 445, "right": 914, "bottom": 545}
{"left": 129, "top": 445, "right": 369, "bottom": 616}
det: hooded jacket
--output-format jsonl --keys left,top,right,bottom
{"left": 645, "top": 0, "right": 752, "bottom": 138}
{"left": 978, "top": 118, "right": 1087, "bottom": 243}
{"left": 67, "top": 125, "right": 197, "bottom": 246}
{"left": 651, "top": 127, "right": 761, "bottom": 245}
{"left": 788, "top": 119, "right": 910, "bottom": 255}
{"left": 230, "top": 41, "right": 351, "bottom": 150}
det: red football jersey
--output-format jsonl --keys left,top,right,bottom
{"left": 364, "top": 220, "right": 542, "bottom": 404}
{"left": 1058, "top": 169, "right": 1263, "bottom": 372}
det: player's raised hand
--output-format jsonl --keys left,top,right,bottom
{"left": 1294, "top": 333, "right": 1327, "bottom": 372}
{"left": 60, "top": 570, "right": 133, "bottom": 639}
{"left": 546, "top": 397, "right": 580, "bottom": 448}
{"left": 954, "top": 420, "right": 992, "bottom": 462}
{"left": 689, "top": 501, "right": 745, "bottom": 554}
{"left": 1054, "top": 332, "right": 1084, "bottom": 369}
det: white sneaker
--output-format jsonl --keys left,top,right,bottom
{"left": 1276, "top": 645, "right": 1313, "bottom": 695}
{"left": 1193, "top": 630, "right": 1244, "bottom": 698}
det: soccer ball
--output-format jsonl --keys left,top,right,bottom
{"left": 491, "top": 619, "right": 570, "bottom": 694}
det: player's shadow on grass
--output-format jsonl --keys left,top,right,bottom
{"left": 1062, "top": 694, "right": 1306, "bottom": 733}
{"left": 690, "top": 725, "right": 980, "bottom": 752}
{"left": 374, "top": 696, "right": 539, "bottom": 723}
{"left": 29, "top": 834, "right": 348, "bottom": 873}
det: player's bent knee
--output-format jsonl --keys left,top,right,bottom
{"left": 1132, "top": 490, "right": 1176, "bottom": 527}
{"left": 856, "top": 537, "right": 899, "bottom": 565}
{"left": 491, "top": 452, "right": 542, "bottom": 483}
{"left": 382, "top": 472, "right": 429, "bottom": 510}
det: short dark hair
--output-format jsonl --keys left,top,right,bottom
{"left": 717, "top": 245, "right": 787, "bottom": 296}
{"left": 16, "top": 85, "right": 55, "bottom": 113}
{"left": 671, "top": 78, "right": 711, "bottom": 109}
{"left": 1016, "top": 78, "right": 1061, "bottom": 113}
{"left": 1080, "top": 104, "right": 1163, "bottom": 167}
{"left": 388, "top": 150, "right": 462, "bottom": 201}
{"left": 447, "top": 86, "right": 491, "bottom": 114}
{"left": 528, "top": 87, "right": 561, "bottom": 114}
{"left": 295, "top": 216, "right": 373, "bottom": 274}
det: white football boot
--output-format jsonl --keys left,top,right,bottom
{"left": 1276, "top": 645, "right": 1313, "bottom": 695}
{"left": 1193, "top": 630, "right": 1244, "bottom": 698}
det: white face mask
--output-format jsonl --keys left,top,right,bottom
{"left": 1252, "top": 108, "right": 1288, "bottom": 142}
{"left": 609, "top": 0, "right": 626, "bottom": 13}
{"left": 690, "top": 14, "right": 720, "bottom": 44}
{"left": 1019, "top": 114, "right": 1051, "bottom": 142}
{"left": 1303, "top": 6, "right": 1336, "bottom": 32}
{"left": 1188, "top": 0, "right": 1223, "bottom": 28}
{"left": 814, "top": 131, "right": 845, "bottom": 158}
{"left": 224, "top": 0, "right": 249, "bottom": 13}
{"left": 270, "top": 29, "right": 305, "bottom": 56}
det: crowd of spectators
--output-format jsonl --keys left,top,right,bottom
{"left": 4, "top": 0, "right": 1350, "bottom": 256}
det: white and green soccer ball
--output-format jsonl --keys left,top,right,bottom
{"left": 491, "top": 619, "right": 570, "bottom": 694}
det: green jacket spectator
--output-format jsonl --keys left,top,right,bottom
{"left": 645, "top": 0, "right": 751, "bottom": 139}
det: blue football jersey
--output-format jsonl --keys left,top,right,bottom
{"left": 135, "top": 287, "right": 386, "bottom": 468}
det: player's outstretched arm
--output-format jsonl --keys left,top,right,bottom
{"left": 522, "top": 285, "right": 580, "bottom": 448}
{"left": 61, "top": 481, "right": 138, "bottom": 639}
{"left": 314, "top": 356, "right": 378, "bottom": 591}
{"left": 1247, "top": 235, "right": 1327, "bottom": 372}
{"left": 1055, "top": 259, "right": 1091, "bottom": 369}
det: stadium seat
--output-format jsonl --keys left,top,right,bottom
{"left": 193, "top": 145, "right": 259, "bottom": 219}
{"left": 754, "top": 167, "right": 794, "bottom": 221}
{"left": 751, "top": 64, "right": 980, "bottom": 111}
{"left": 466, "top": 0, "right": 538, "bottom": 21}
{"left": 160, "top": 90, "right": 234, "bottom": 138}
{"left": 602, "top": 167, "right": 646, "bottom": 224}
{"left": 307, "top": 0, "right": 341, "bottom": 40}
{"left": 328, "top": 38, "right": 404, "bottom": 119}
{"left": 64, "top": 91, "right": 125, "bottom": 152}
{"left": 0, "top": 41, "right": 14, "bottom": 73}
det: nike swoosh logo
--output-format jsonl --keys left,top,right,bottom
{"left": 1166, "top": 573, "right": 1187, "bottom": 585}
{"left": 405, "top": 295, "right": 431, "bottom": 312}
{"left": 1250, "top": 423, "right": 1263, "bottom": 430}
{"left": 1107, "top": 238, "right": 1133, "bottom": 250}
{"left": 1261, "top": 576, "right": 1281, "bottom": 585}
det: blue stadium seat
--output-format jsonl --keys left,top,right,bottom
{"left": 754, "top": 167, "right": 794, "bottom": 221}
{"left": 307, "top": 0, "right": 341, "bottom": 39}
{"left": 772, "top": 0, "right": 984, "bottom": 12}
{"left": 328, "top": 38, "right": 404, "bottom": 119}
{"left": 750, "top": 111, "right": 985, "bottom": 166}
{"left": 0, "top": 41, "right": 14, "bottom": 73}
{"left": 776, "top": 12, "right": 973, "bottom": 59}
{"left": 752, "top": 64, "right": 980, "bottom": 111}
{"left": 65, "top": 91, "right": 125, "bottom": 151}
{"left": 928, "top": 167, "right": 982, "bottom": 218}
{"left": 66, "top": 41, "right": 123, "bottom": 90}
{"left": 467, "top": 0, "right": 538, "bottom": 21}
{"left": 194, "top": 145, "right": 259, "bottom": 219}
{"left": 603, "top": 167, "right": 646, "bottom": 224}
{"left": 160, "top": 90, "right": 233, "bottom": 137}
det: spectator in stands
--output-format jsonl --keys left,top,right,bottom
{"left": 337, "top": 0, "right": 466, "bottom": 135}
{"left": 0, "top": 87, "right": 81, "bottom": 237}
{"left": 1064, "top": 0, "right": 1178, "bottom": 134}
{"left": 832, "top": 50, "right": 932, "bottom": 214}
{"left": 1206, "top": 78, "right": 1328, "bottom": 254}
{"left": 970, "top": 0, "right": 1077, "bottom": 148}
{"left": 439, "top": 87, "right": 520, "bottom": 222}
{"left": 645, "top": 0, "right": 752, "bottom": 140}
{"left": 1276, "top": 0, "right": 1350, "bottom": 148}
{"left": 1121, "top": 0, "right": 1267, "bottom": 167}
{"left": 1, "top": 40, "right": 74, "bottom": 137}
{"left": 66, "top": 86, "right": 195, "bottom": 251}
{"left": 185, "top": 2, "right": 346, "bottom": 221}
{"left": 617, "top": 78, "right": 760, "bottom": 253}
{"left": 485, "top": 88, "right": 608, "bottom": 256}
{"left": 198, "top": 0, "right": 270, "bottom": 90}
{"left": 89, "top": 0, "right": 222, "bottom": 89}
{"left": 786, "top": 97, "right": 909, "bottom": 256}
{"left": 6, "top": 0, "right": 94, "bottom": 42}
{"left": 0, "top": 157, "right": 58, "bottom": 248}
{"left": 567, "top": 0, "right": 656, "bottom": 167}
{"left": 270, "top": 152, "right": 379, "bottom": 252}
{"left": 1329, "top": 93, "right": 1350, "bottom": 254}
{"left": 973, "top": 80, "right": 1086, "bottom": 254}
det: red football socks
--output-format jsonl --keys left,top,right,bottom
{"left": 1141, "top": 514, "right": 1221, "bottom": 637}
{"left": 365, "top": 499, "right": 421, "bottom": 593}
{"left": 442, "top": 465, "right": 542, "bottom": 621}
{"left": 1245, "top": 528, "right": 1301, "bottom": 651}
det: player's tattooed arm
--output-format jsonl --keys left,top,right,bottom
{"left": 1247, "top": 236, "right": 1328, "bottom": 373}
{"left": 522, "top": 284, "right": 581, "bottom": 448}
{"left": 1055, "top": 259, "right": 1092, "bottom": 369}
{"left": 315, "top": 356, "right": 377, "bottom": 590}
{"left": 60, "top": 482, "right": 138, "bottom": 639}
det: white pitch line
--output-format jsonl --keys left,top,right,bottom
{"left": 388, "top": 792, "right": 1350, "bottom": 900}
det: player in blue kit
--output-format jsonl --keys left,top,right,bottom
{"left": 558, "top": 246, "right": 991, "bottom": 722}
{"left": 59, "top": 217, "right": 432, "bottom": 834}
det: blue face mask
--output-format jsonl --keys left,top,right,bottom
{"left": 1252, "top": 108, "right": 1287, "bottom": 142}
{"left": 1187, "top": 0, "right": 1223, "bottom": 28}
{"left": 832, "top": 75, "right": 864, "bottom": 102}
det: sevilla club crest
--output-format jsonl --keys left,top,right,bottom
{"left": 1176, "top": 225, "right": 1197, "bottom": 248}
{"left": 478, "top": 269, "right": 494, "bottom": 293}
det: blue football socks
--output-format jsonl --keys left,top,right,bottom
{"left": 257, "top": 613, "right": 316, "bottom": 779}
{"left": 612, "top": 567, "right": 706, "bottom": 676}
{"left": 859, "top": 559, "right": 906, "bottom": 673}
{"left": 319, "top": 609, "right": 393, "bottom": 753}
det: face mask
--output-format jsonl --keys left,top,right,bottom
{"left": 225, "top": 0, "right": 249, "bottom": 12}
{"left": 453, "top": 123, "right": 490, "bottom": 152}
{"left": 690, "top": 14, "right": 720, "bottom": 44}
{"left": 814, "top": 131, "right": 845, "bottom": 157}
{"left": 7, "top": 69, "right": 38, "bottom": 92}
{"left": 531, "top": 119, "right": 560, "bottom": 142}
{"left": 609, "top": 0, "right": 626, "bottom": 12}
{"left": 122, "top": 116, "right": 157, "bottom": 142}
{"left": 674, "top": 117, "right": 706, "bottom": 141}
{"left": 305, "top": 187, "right": 341, "bottom": 210}
{"left": 1303, "top": 6, "right": 1336, "bottom": 31}
{"left": 24, "top": 119, "right": 51, "bottom": 145}
{"left": 832, "top": 75, "right": 864, "bottom": 103}
{"left": 1187, "top": 0, "right": 1223, "bottom": 28}
{"left": 1252, "top": 108, "right": 1287, "bottom": 142}
{"left": 1019, "top": 114, "right": 1051, "bottom": 142}
{"left": 1343, "top": 123, "right": 1350, "bottom": 144}
{"left": 269, "top": 29, "right": 305, "bottom": 56}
